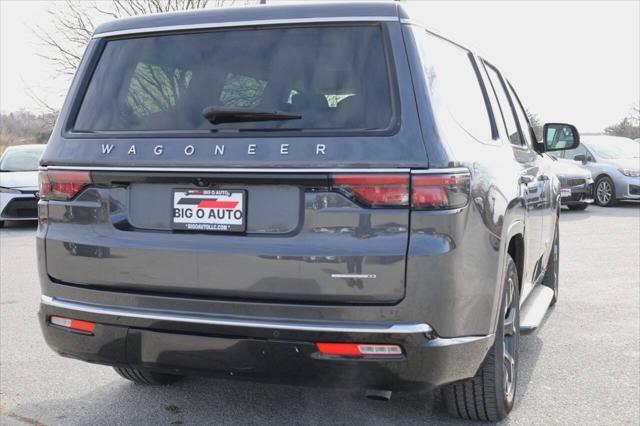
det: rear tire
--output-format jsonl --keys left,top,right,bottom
{"left": 113, "top": 367, "right": 183, "bottom": 385}
{"left": 542, "top": 222, "right": 560, "bottom": 305}
{"left": 0, "top": 221, "right": 4, "bottom": 228}
{"left": 441, "top": 255, "right": 520, "bottom": 421}
{"left": 567, "top": 203, "right": 588, "bottom": 211}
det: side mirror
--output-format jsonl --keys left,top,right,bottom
{"left": 573, "top": 154, "right": 587, "bottom": 164}
{"left": 542, "top": 123, "right": 580, "bottom": 152}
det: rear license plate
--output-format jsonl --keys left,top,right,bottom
{"left": 171, "top": 189, "right": 246, "bottom": 232}
{"left": 561, "top": 188, "right": 572, "bottom": 198}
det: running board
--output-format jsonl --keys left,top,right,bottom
{"left": 519, "top": 285, "right": 554, "bottom": 334}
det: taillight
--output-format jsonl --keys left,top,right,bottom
{"left": 329, "top": 172, "right": 470, "bottom": 210}
{"left": 39, "top": 170, "right": 91, "bottom": 201}
{"left": 316, "top": 343, "right": 403, "bottom": 357}
{"left": 331, "top": 174, "right": 409, "bottom": 208}
{"left": 411, "top": 172, "right": 470, "bottom": 210}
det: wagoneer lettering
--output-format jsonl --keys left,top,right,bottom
{"left": 37, "top": 2, "right": 580, "bottom": 421}
{"left": 101, "top": 143, "right": 328, "bottom": 157}
{"left": 101, "top": 143, "right": 114, "bottom": 154}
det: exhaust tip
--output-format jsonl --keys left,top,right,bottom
{"left": 365, "top": 389, "right": 392, "bottom": 401}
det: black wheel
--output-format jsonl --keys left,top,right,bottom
{"left": 0, "top": 221, "right": 4, "bottom": 228}
{"left": 113, "top": 367, "right": 183, "bottom": 385}
{"left": 595, "top": 176, "right": 616, "bottom": 207}
{"left": 542, "top": 221, "right": 559, "bottom": 304}
{"left": 567, "top": 203, "right": 588, "bottom": 211}
{"left": 441, "top": 255, "right": 520, "bottom": 421}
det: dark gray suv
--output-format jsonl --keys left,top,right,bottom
{"left": 37, "top": 2, "right": 581, "bottom": 421}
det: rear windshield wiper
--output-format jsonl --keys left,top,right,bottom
{"left": 202, "top": 106, "right": 302, "bottom": 125}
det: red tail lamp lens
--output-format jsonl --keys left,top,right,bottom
{"left": 316, "top": 343, "right": 402, "bottom": 357}
{"left": 39, "top": 170, "right": 91, "bottom": 201}
{"left": 49, "top": 316, "right": 95, "bottom": 333}
{"left": 331, "top": 174, "right": 409, "bottom": 208}
{"left": 411, "top": 172, "right": 470, "bottom": 210}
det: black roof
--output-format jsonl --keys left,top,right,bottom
{"left": 94, "top": 2, "right": 409, "bottom": 36}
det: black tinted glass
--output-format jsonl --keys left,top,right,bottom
{"left": 412, "top": 28, "right": 492, "bottom": 142}
{"left": 484, "top": 64, "right": 523, "bottom": 146}
{"left": 73, "top": 25, "right": 394, "bottom": 133}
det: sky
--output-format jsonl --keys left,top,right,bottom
{"left": 1, "top": 0, "right": 638, "bottom": 133}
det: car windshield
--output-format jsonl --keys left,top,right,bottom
{"left": 73, "top": 25, "right": 394, "bottom": 133}
{"left": 585, "top": 137, "right": 640, "bottom": 160}
{"left": 0, "top": 147, "right": 45, "bottom": 172}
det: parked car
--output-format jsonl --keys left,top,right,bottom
{"left": 555, "top": 135, "right": 640, "bottom": 206}
{"left": 36, "top": 3, "right": 582, "bottom": 421}
{"left": 545, "top": 154, "right": 593, "bottom": 210}
{"left": 0, "top": 144, "right": 46, "bottom": 227}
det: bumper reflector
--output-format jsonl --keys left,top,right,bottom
{"left": 316, "top": 343, "right": 402, "bottom": 357}
{"left": 49, "top": 316, "right": 95, "bottom": 333}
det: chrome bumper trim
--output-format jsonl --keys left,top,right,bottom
{"left": 41, "top": 295, "right": 433, "bottom": 335}
{"left": 42, "top": 166, "right": 411, "bottom": 174}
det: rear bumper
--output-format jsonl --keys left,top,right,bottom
{"left": 39, "top": 295, "right": 493, "bottom": 391}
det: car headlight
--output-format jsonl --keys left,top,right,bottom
{"left": 0, "top": 186, "right": 21, "bottom": 194}
{"left": 619, "top": 168, "right": 640, "bottom": 177}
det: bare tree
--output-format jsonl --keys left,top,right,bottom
{"left": 526, "top": 109, "right": 542, "bottom": 141}
{"left": 33, "top": 1, "right": 253, "bottom": 78}
{"left": 630, "top": 103, "right": 640, "bottom": 127}
{"left": 0, "top": 110, "right": 58, "bottom": 148}
{"left": 604, "top": 104, "right": 640, "bottom": 139}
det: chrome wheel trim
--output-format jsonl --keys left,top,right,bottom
{"left": 596, "top": 180, "right": 612, "bottom": 205}
{"left": 503, "top": 276, "right": 517, "bottom": 401}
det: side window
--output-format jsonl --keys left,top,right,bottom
{"left": 477, "top": 61, "right": 504, "bottom": 142}
{"left": 413, "top": 28, "right": 493, "bottom": 142}
{"left": 562, "top": 144, "right": 588, "bottom": 161}
{"left": 484, "top": 64, "right": 523, "bottom": 146}
{"left": 506, "top": 82, "right": 534, "bottom": 148}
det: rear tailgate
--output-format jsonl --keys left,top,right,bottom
{"left": 41, "top": 21, "right": 429, "bottom": 304}
{"left": 44, "top": 170, "right": 410, "bottom": 303}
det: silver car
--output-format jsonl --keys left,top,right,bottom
{"left": 0, "top": 144, "right": 46, "bottom": 227}
{"left": 555, "top": 135, "right": 640, "bottom": 206}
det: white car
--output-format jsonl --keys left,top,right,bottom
{"left": 0, "top": 144, "right": 46, "bottom": 227}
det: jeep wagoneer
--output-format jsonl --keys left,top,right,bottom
{"left": 37, "top": 2, "right": 581, "bottom": 421}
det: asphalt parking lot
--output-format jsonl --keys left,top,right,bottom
{"left": 1, "top": 203, "right": 639, "bottom": 425}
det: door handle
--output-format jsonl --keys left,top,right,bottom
{"left": 519, "top": 176, "right": 534, "bottom": 185}
{"left": 538, "top": 175, "right": 550, "bottom": 181}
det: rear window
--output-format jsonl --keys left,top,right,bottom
{"left": 73, "top": 25, "right": 395, "bottom": 134}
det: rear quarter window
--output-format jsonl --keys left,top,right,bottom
{"left": 412, "top": 28, "right": 493, "bottom": 142}
{"left": 72, "top": 25, "right": 396, "bottom": 135}
{"left": 484, "top": 63, "right": 523, "bottom": 146}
